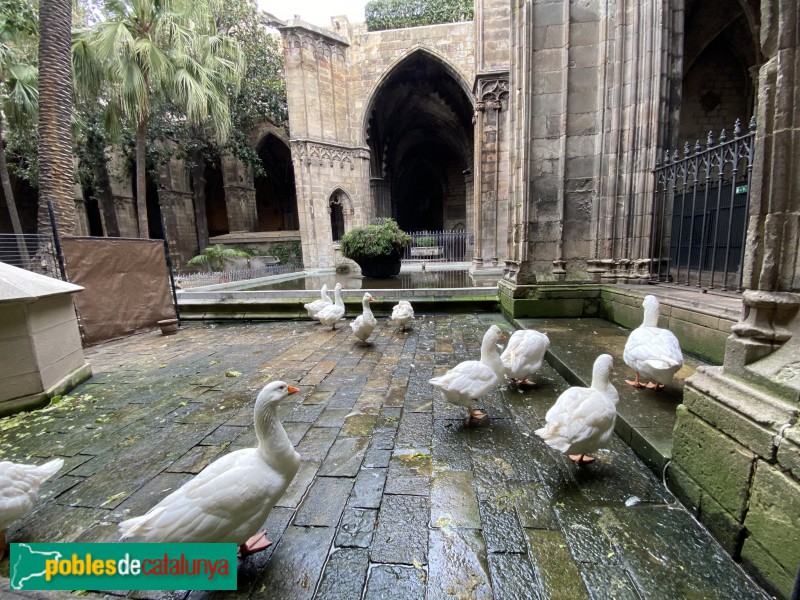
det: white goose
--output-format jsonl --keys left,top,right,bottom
{"left": 390, "top": 300, "right": 415, "bottom": 332}
{"left": 119, "top": 381, "right": 300, "bottom": 555}
{"left": 316, "top": 283, "right": 345, "bottom": 330}
{"left": 623, "top": 295, "right": 683, "bottom": 390}
{"left": 1, "top": 458, "right": 64, "bottom": 558}
{"left": 304, "top": 284, "right": 332, "bottom": 320}
{"left": 535, "top": 354, "right": 618, "bottom": 465}
{"left": 501, "top": 329, "right": 550, "bottom": 387}
{"left": 350, "top": 292, "right": 377, "bottom": 345}
{"left": 428, "top": 325, "right": 507, "bottom": 423}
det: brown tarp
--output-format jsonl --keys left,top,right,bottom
{"left": 61, "top": 237, "right": 177, "bottom": 345}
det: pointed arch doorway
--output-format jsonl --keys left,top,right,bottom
{"left": 364, "top": 50, "right": 474, "bottom": 236}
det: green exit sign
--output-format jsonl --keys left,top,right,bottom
{"left": 736, "top": 185, "right": 748, "bottom": 194}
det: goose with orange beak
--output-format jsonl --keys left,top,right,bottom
{"left": 119, "top": 381, "right": 301, "bottom": 555}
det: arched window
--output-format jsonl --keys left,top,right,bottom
{"left": 329, "top": 191, "right": 346, "bottom": 242}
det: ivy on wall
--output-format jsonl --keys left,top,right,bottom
{"left": 365, "top": 0, "right": 473, "bottom": 32}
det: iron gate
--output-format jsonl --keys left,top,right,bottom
{"left": 650, "top": 118, "right": 755, "bottom": 291}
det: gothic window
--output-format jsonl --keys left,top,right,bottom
{"left": 329, "top": 192, "right": 346, "bottom": 242}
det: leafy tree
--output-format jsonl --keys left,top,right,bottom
{"left": 365, "top": 0, "right": 473, "bottom": 32}
{"left": 73, "top": 0, "right": 245, "bottom": 238}
{"left": 0, "top": 0, "right": 37, "bottom": 254}
{"left": 145, "top": 0, "right": 287, "bottom": 249}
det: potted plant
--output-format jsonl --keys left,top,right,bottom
{"left": 340, "top": 218, "right": 412, "bottom": 278}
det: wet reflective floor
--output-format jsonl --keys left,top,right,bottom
{"left": 0, "top": 315, "right": 771, "bottom": 599}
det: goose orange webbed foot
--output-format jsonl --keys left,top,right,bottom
{"left": 625, "top": 373, "right": 647, "bottom": 389}
{"left": 239, "top": 531, "right": 273, "bottom": 556}
{"left": 467, "top": 407, "right": 490, "bottom": 427}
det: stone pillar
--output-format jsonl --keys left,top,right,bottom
{"left": 73, "top": 199, "right": 89, "bottom": 237}
{"left": 472, "top": 76, "right": 509, "bottom": 270}
{"left": 155, "top": 154, "right": 198, "bottom": 268}
{"left": 221, "top": 153, "right": 257, "bottom": 233}
{"left": 669, "top": 3, "right": 800, "bottom": 596}
{"left": 72, "top": 158, "right": 90, "bottom": 236}
{"left": 158, "top": 189, "right": 197, "bottom": 268}
{"left": 370, "top": 177, "right": 391, "bottom": 219}
{"left": 224, "top": 186, "right": 258, "bottom": 232}
{"left": 106, "top": 149, "right": 138, "bottom": 237}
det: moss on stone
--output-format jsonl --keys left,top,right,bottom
{"left": 671, "top": 405, "right": 756, "bottom": 520}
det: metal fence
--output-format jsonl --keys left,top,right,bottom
{"left": 175, "top": 263, "right": 304, "bottom": 289}
{"left": 401, "top": 230, "right": 474, "bottom": 263}
{"left": 0, "top": 233, "right": 64, "bottom": 280}
{"left": 650, "top": 118, "right": 756, "bottom": 291}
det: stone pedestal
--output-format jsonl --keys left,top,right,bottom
{"left": 671, "top": 354, "right": 799, "bottom": 598}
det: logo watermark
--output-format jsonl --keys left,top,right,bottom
{"left": 10, "top": 543, "right": 237, "bottom": 591}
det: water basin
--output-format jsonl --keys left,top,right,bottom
{"left": 229, "top": 269, "right": 499, "bottom": 291}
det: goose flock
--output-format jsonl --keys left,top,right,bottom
{"left": 1, "top": 292, "right": 682, "bottom": 557}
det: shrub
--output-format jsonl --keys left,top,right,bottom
{"left": 415, "top": 235, "right": 438, "bottom": 247}
{"left": 340, "top": 218, "right": 411, "bottom": 260}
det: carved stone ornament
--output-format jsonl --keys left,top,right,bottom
{"left": 291, "top": 140, "right": 370, "bottom": 170}
{"left": 475, "top": 77, "right": 509, "bottom": 111}
{"left": 283, "top": 31, "right": 346, "bottom": 61}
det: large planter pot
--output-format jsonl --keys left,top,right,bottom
{"left": 353, "top": 252, "right": 402, "bottom": 278}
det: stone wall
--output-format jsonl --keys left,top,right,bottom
{"left": 279, "top": 19, "right": 474, "bottom": 269}
{"left": 668, "top": 2, "right": 800, "bottom": 596}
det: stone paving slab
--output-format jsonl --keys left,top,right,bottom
{"left": 0, "top": 316, "right": 770, "bottom": 599}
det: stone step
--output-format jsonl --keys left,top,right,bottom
{"left": 512, "top": 317, "right": 712, "bottom": 473}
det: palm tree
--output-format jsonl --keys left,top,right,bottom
{"left": 0, "top": 0, "right": 38, "bottom": 262}
{"left": 38, "top": 0, "right": 76, "bottom": 237}
{"left": 74, "top": 0, "right": 244, "bottom": 238}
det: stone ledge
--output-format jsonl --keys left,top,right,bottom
{"left": 684, "top": 367, "right": 798, "bottom": 458}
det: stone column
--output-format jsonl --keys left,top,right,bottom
{"left": 221, "top": 153, "right": 258, "bottom": 233}
{"left": 113, "top": 197, "right": 138, "bottom": 238}
{"left": 224, "top": 186, "right": 258, "bottom": 233}
{"left": 158, "top": 189, "right": 197, "bottom": 268}
{"left": 106, "top": 149, "right": 138, "bottom": 237}
{"left": 370, "top": 177, "right": 391, "bottom": 219}
{"left": 72, "top": 158, "right": 90, "bottom": 236}
{"left": 471, "top": 101, "right": 485, "bottom": 269}
{"left": 472, "top": 76, "right": 509, "bottom": 270}
{"left": 73, "top": 199, "right": 89, "bottom": 237}
{"left": 669, "top": 3, "right": 800, "bottom": 595}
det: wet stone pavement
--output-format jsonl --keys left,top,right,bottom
{"left": 0, "top": 314, "right": 772, "bottom": 599}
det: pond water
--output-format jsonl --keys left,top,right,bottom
{"left": 231, "top": 269, "right": 499, "bottom": 291}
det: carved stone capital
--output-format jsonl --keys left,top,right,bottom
{"left": 475, "top": 76, "right": 509, "bottom": 106}
{"left": 731, "top": 291, "right": 800, "bottom": 342}
{"left": 725, "top": 291, "right": 800, "bottom": 369}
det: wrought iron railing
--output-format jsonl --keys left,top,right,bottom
{"left": 401, "top": 229, "right": 474, "bottom": 263}
{"left": 0, "top": 233, "right": 64, "bottom": 280}
{"left": 650, "top": 118, "right": 755, "bottom": 291}
{"left": 175, "top": 263, "right": 303, "bottom": 289}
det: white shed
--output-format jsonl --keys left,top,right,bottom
{"left": 0, "top": 262, "right": 92, "bottom": 416}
